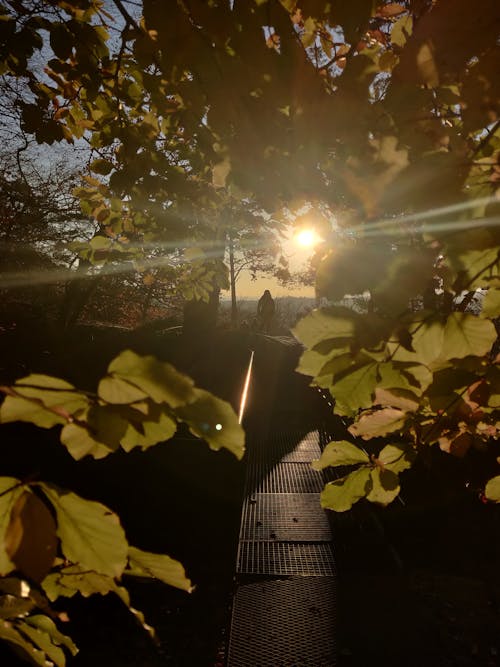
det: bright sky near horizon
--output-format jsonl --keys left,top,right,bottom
{"left": 222, "top": 233, "right": 317, "bottom": 299}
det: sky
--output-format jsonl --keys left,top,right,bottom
{"left": 222, "top": 235, "right": 317, "bottom": 299}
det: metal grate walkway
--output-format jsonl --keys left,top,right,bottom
{"left": 227, "top": 429, "right": 336, "bottom": 667}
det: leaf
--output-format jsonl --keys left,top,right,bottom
{"left": 438, "top": 430, "right": 474, "bottom": 457}
{"left": 416, "top": 42, "right": 439, "bottom": 88}
{"left": 60, "top": 421, "right": 117, "bottom": 460}
{"left": 441, "top": 313, "right": 496, "bottom": 361}
{"left": 23, "top": 615, "right": 77, "bottom": 657}
{"left": 97, "top": 375, "right": 148, "bottom": 404}
{"left": 105, "top": 350, "right": 195, "bottom": 407}
{"left": 292, "top": 307, "right": 358, "bottom": 350}
{"left": 378, "top": 443, "right": 416, "bottom": 473}
{"left": 42, "top": 566, "right": 157, "bottom": 642}
{"left": 175, "top": 388, "right": 245, "bottom": 459}
{"left": 312, "top": 440, "right": 369, "bottom": 470}
{"left": 50, "top": 23, "right": 73, "bottom": 59}
{"left": 127, "top": 547, "right": 193, "bottom": 592}
{"left": 377, "top": 3, "right": 406, "bottom": 18}
{"left": 0, "top": 395, "right": 65, "bottom": 429}
{"left": 374, "top": 387, "right": 419, "bottom": 412}
{"left": 0, "top": 622, "right": 47, "bottom": 667}
{"left": 5, "top": 491, "right": 57, "bottom": 583}
{"left": 387, "top": 316, "right": 445, "bottom": 366}
{"left": 366, "top": 467, "right": 400, "bottom": 506}
{"left": 485, "top": 475, "right": 500, "bottom": 502}
{"left": 0, "top": 594, "right": 34, "bottom": 620}
{"left": 39, "top": 484, "right": 128, "bottom": 578}
{"left": 60, "top": 403, "right": 143, "bottom": 460}
{"left": 42, "top": 565, "right": 120, "bottom": 601}
{"left": 296, "top": 347, "right": 335, "bottom": 378}
{"left": 481, "top": 287, "right": 500, "bottom": 319}
{"left": 378, "top": 50, "right": 399, "bottom": 71}
{"left": 17, "top": 615, "right": 76, "bottom": 667}
{"left": 0, "top": 477, "right": 24, "bottom": 576}
{"left": 121, "top": 404, "right": 177, "bottom": 452}
{"left": 321, "top": 467, "right": 371, "bottom": 512}
{"left": 332, "top": 361, "right": 379, "bottom": 416}
{"left": 348, "top": 407, "right": 407, "bottom": 439}
{"left": 391, "top": 15, "right": 412, "bottom": 47}
{"left": 89, "top": 235, "right": 112, "bottom": 251}
{"left": 0, "top": 375, "right": 88, "bottom": 428}
{"left": 212, "top": 156, "right": 231, "bottom": 188}
{"left": 90, "top": 158, "right": 113, "bottom": 175}
{"left": 446, "top": 233, "right": 499, "bottom": 289}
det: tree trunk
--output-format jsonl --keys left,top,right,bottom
{"left": 58, "top": 262, "right": 99, "bottom": 331}
{"left": 182, "top": 287, "right": 220, "bottom": 340}
{"left": 228, "top": 233, "right": 238, "bottom": 328}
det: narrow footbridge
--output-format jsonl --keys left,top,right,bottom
{"left": 227, "top": 428, "right": 337, "bottom": 667}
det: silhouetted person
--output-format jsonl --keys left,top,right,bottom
{"left": 257, "top": 289, "right": 275, "bottom": 334}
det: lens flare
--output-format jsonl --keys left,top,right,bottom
{"left": 295, "top": 229, "right": 320, "bottom": 248}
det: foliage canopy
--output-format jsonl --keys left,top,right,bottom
{"left": 0, "top": 0, "right": 499, "bottom": 663}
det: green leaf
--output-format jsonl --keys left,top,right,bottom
{"left": 378, "top": 50, "right": 399, "bottom": 71}
{"left": 387, "top": 316, "right": 445, "bottom": 367}
{"left": 332, "top": 361, "right": 379, "bottom": 416}
{"left": 41, "top": 565, "right": 156, "bottom": 641}
{"left": 50, "top": 23, "right": 73, "bottom": 59}
{"left": 378, "top": 443, "right": 416, "bottom": 473}
{"left": 0, "top": 395, "right": 65, "bottom": 429}
{"left": 127, "top": 547, "right": 193, "bottom": 592}
{"left": 441, "top": 313, "right": 496, "bottom": 361}
{"left": 292, "top": 307, "right": 358, "bottom": 349}
{"left": 0, "top": 594, "right": 34, "bottom": 620}
{"left": 105, "top": 350, "right": 195, "bottom": 407}
{"left": 485, "top": 475, "right": 500, "bottom": 502}
{"left": 39, "top": 484, "right": 128, "bottom": 578}
{"left": 4, "top": 491, "right": 57, "bottom": 583}
{"left": 42, "top": 565, "right": 120, "bottom": 601}
{"left": 311, "top": 441, "right": 369, "bottom": 470}
{"left": 446, "top": 235, "right": 499, "bottom": 289}
{"left": 212, "top": 156, "right": 231, "bottom": 188}
{"left": 295, "top": 347, "right": 347, "bottom": 378}
{"left": 399, "top": 364, "right": 433, "bottom": 393}
{"left": 0, "top": 375, "right": 88, "bottom": 428}
{"left": 97, "top": 375, "right": 148, "bottom": 404}
{"left": 60, "top": 404, "right": 131, "bottom": 459}
{"left": 175, "top": 388, "right": 245, "bottom": 460}
{"left": 60, "top": 420, "right": 117, "bottom": 460}
{"left": 16, "top": 615, "right": 75, "bottom": 667}
{"left": 374, "top": 387, "right": 419, "bottom": 412}
{"left": 391, "top": 14, "right": 412, "bottom": 47}
{"left": 378, "top": 361, "right": 424, "bottom": 395}
{"left": 121, "top": 404, "right": 177, "bottom": 452}
{"left": 0, "top": 477, "right": 24, "bottom": 576}
{"left": 348, "top": 407, "right": 407, "bottom": 440}
{"left": 0, "top": 622, "right": 47, "bottom": 667}
{"left": 89, "top": 235, "right": 112, "bottom": 251}
{"left": 481, "top": 287, "right": 500, "bottom": 319}
{"left": 23, "top": 615, "right": 77, "bottom": 657}
{"left": 320, "top": 467, "right": 371, "bottom": 512}
{"left": 90, "top": 158, "right": 113, "bottom": 175}
{"left": 366, "top": 467, "right": 400, "bottom": 506}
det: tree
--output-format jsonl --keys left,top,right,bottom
{"left": 0, "top": 350, "right": 244, "bottom": 665}
{"left": 1, "top": 0, "right": 499, "bottom": 662}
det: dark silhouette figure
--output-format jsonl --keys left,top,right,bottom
{"left": 257, "top": 289, "right": 275, "bottom": 334}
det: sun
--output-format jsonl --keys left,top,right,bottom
{"left": 294, "top": 228, "right": 320, "bottom": 248}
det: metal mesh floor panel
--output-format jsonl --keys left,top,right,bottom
{"left": 236, "top": 541, "right": 335, "bottom": 576}
{"left": 249, "top": 430, "right": 322, "bottom": 464}
{"left": 227, "top": 577, "right": 336, "bottom": 667}
{"left": 246, "top": 462, "right": 324, "bottom": 494}
{"left": 240, "top": 493, "right": 332, "bottom": 541}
